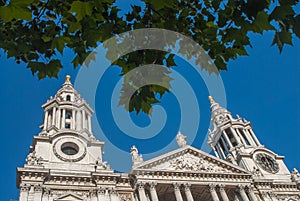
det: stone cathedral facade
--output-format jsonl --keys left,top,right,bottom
{"left": 17, "top": 76, "right": 300, "bottom": 201}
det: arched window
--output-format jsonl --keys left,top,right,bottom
{"left": 66, "top": 95, "right": 71, "bottom": 101}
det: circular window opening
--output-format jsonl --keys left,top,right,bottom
{"left": 61, "top": 142, "right": 79, "bottom": 155}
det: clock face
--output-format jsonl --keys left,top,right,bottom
{"left": 255, "top": 153, "right": 279, "bottom": 173}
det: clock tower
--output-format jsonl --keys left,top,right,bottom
{"left": 207, "top": 96, "right": 298, "bottom": 199}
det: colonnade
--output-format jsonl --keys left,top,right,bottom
{"left": 213, "top": 126, "right": 261, "bottom": 160}
{"left": 43, "top": 107, "right": 92, "bottom": 133}
{"left": 136, "top": 182, "right": 259, "bottom": 201}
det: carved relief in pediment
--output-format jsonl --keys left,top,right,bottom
{"left": 153, "top": 153, "right": 230, "bottom": 173}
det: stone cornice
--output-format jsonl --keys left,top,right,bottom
{"left": 42, "top": 99, "right": 94, "bottom": 114}
{"left": 130, "top": 170, "right": 252, "bottom": 183}
{"left": 16, "top": 168, "right": 49, "bottom": 187}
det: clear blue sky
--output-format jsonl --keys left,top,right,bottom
{"left": 0, "top": 15, "right": 300, "bottom": 201}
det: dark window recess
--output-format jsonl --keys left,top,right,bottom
{"left": 221, "top": 134, "right": 230, "bottom": 150}
{"left": 65, "top": 113, "right": 71, "bottom": 119}
{"left": 225, "top": 128, "right": 238, "bottom": 146}
{"left": 65, "top": 123, "right": 71, "bottom": 129}
{"left": 66, "top": 95, "right": 71, "bottom": 101}
{"left": 219, "top": 140, "right": 228, "bottom": 156}
{"left": 239, "top": 128, "right": 250, "bottom": 145}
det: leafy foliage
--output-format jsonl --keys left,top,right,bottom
{"left": 0, "top": 0, "right": 299, "bottom": 114}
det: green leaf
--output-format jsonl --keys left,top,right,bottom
{"left": 51, "top": 36, "right": 70, "bottom": 54}
{"left": 68, "top": 22, "right": 82, "bottom": 32}
{"left": 278, "top": 31, "right": 293, "bottom": 46}
{"left": 0, "top": 0, "right": 34, "bottom": 22}
{"left": 251, "top": 11, "right": 274, "bottom": 33}
{"left": 206, "top": 21, "right": 215, "bottom": 28}
{"left": 28, "top": 60, "right": 62, "bottom": 79}
{"left": 166, "top": 54, "right": 176, "bottom": 67}
{"left": 70, "top": 1, "right": 93, "bottom": 21}
{"left": 294, "top": 15, "right": 300, "bottom": 38}
{"left": 41, "top": 36, "right": 51, "bottom": 42}
{"left": 269, "top": 5, "right": 295, "bottom": 21}
{"left": 150, "top": 0, "right": 175, "bottom": 10}
{"left": 272, "top": 31, "right": 293, "bottom": 52}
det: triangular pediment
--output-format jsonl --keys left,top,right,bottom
{"left": 55, "top": 193, "right": 83, "bottom": 201}
{"left": 132, "top": 146, "right": 250, "bottom": 175}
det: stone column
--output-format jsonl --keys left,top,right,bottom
{"left": 236, "top": 129, "right": 247, "bottom": 145}
{"left": 249, "top": 129, "right": 261, "bottom": 146}
{"left": 220, "top": 135, "right": 230, "bottom": 154}
{"left": 76, "top": 110, "right": 81, "bottom": 130}
{"left": 244, "top": 186, "right": 258, "bottom": 201}
{"left": 137, "top": 182, "right": 147, "bottom": 201}
{"left": 237, "top": 185, "right": 250, "bottom": 201}
{"left": 230, "top": 127, "right": 241, "bottom": 145}
{"left": 88, "top": 115, "right": 92, "bottom": 132}
{"left": 61, "top": 109, "right": 66, "bottom": 129}
{"left": 55, "top": 108, "right": 60, "bottom": 128}
{"left": 149, "top": 182, "right": 159, "bottom": 201}
{"left": 212, "top": 146, "right": 220, "bottom": 158}
{"left": 216, "top": 143, "right": 226, "bottom": 159}
{"left": 134, "top": 192, "right": 140, "bottom": 201}
{"left": 183, "top": 183, "right": 194, "bottom": 201}
{"left": 208, "top": 184, "right": 220, "bottom": 201}
{"left": 43, "top": 111, "right": 48, "bottom": 130}
{"left": 72, "top": 110, "right": 75, "bottom": 130}
{"left": 222, "top": 131, "right": 233, "bottom": 148}
{"left": 51, "top": 107, "right": 56, "bottom": 126}
{"left": 97, "top": 187, "right": 106, "bottom": 201}
{"left": 19, "top": 184, "right": 29, "bottom": 201}
{"left": 33, "top": 184, "right": 43, "bottom": 201}
{"left": 134, "top": 192, "right": 139, "bottom": 201}
{"left": 244, "top": 129, "right": 256, "bottom": 146}
{"left": 219, "top": 184, "right": 229, "bottom": 201}
{"left": 42, "top": 189, "right": 49, "bottom": 201}
{"left": 173, "top": 183, "right": 183, "bottom": 201}
{"left": 82, "top": 110, "right": 86, "bottom": 129}
{"left": 234, "top": 195, "right": 239, "bottom": 201}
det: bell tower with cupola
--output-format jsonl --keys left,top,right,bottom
{"left": 40, "top": 75, "right": 93, "bottom": 137}
{"left": 207, "top": 96, "right": 292, "bottom": 183}
{"left": 16, "top": 76, "right": 134, "bottom": 201}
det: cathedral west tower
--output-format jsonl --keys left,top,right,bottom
{"left": 17, "top": 76, "right": 134, "bottom": 201}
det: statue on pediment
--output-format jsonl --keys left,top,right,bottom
{"left": 26, "top": 151, "right": 43, "bottom": 166}
{"left": 176, "top": 131, "right": 187, "bottom": 148}
{"left": 130, "top": 146, "right": 143, "bottom": 166}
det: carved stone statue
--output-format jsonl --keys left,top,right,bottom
{"left": 176, "top": 131, "right": 187, "bottom": 148}
{"left": 26, "top": 151, "right": 43, "bottom": 166}
{"left": 130, "top": 146, "right": 143, "bottom": 166}
{"left": 291, "top": 168, "right": 300, "bottom": 182}
{"left": 95, "top": 157, "right": 111, "bottom": 171}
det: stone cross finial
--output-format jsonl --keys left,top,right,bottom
{"left": 176, "top": 131, "right": 187, "bottom": 148}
